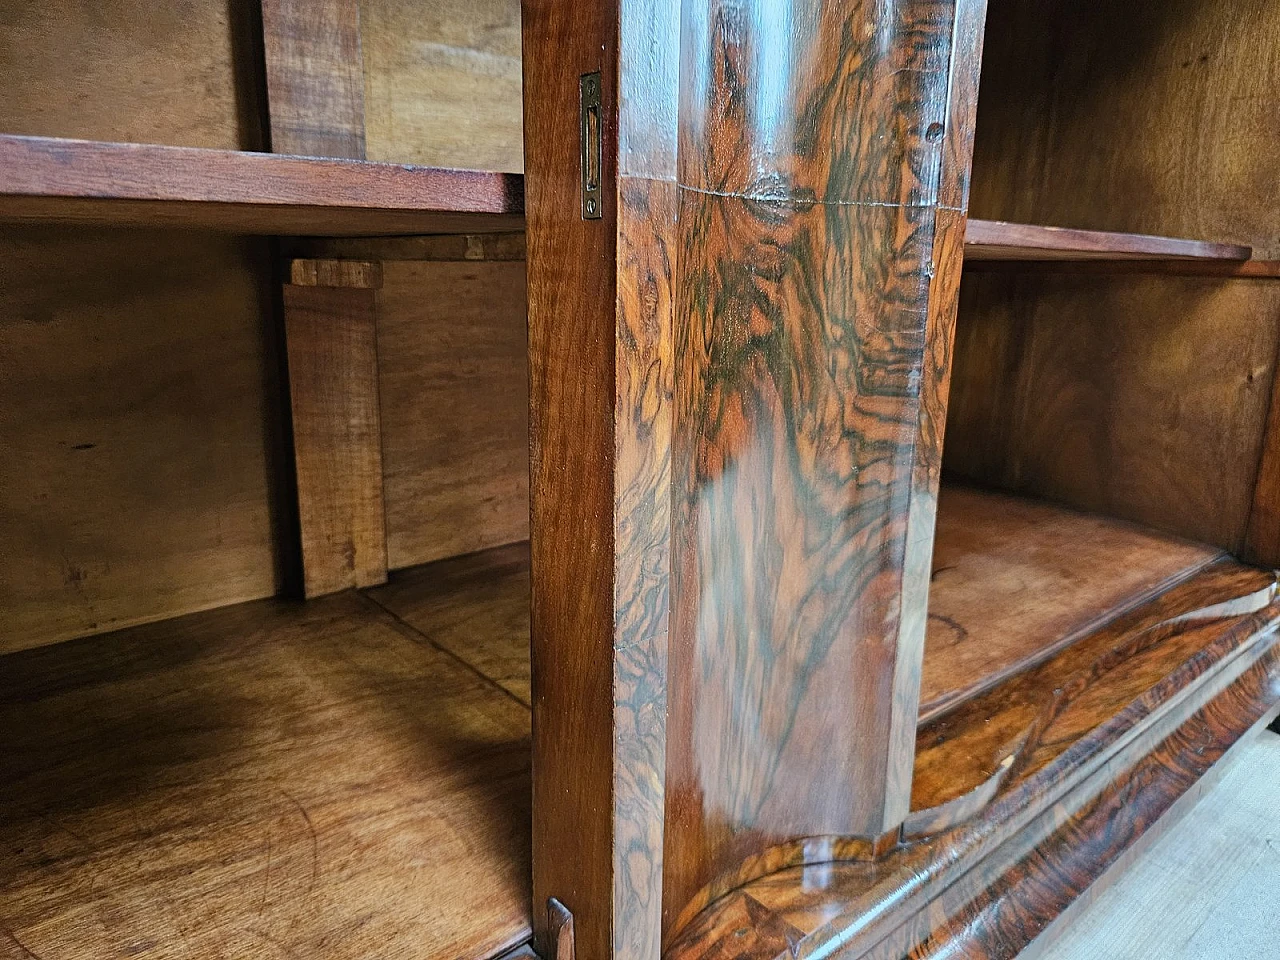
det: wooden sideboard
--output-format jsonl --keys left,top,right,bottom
{"left": 1, "top": 2, "right": 1279, "bottom": 959}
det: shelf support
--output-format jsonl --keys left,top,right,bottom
{"left": 283, "top": 259, "right": 388, "bottom": 598}
{"left": 523, "top": 0, "right": 987, "bottom": 957}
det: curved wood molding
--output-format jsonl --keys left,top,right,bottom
{"left": 663, "top": 562, "right": 1280, "bottom": 960}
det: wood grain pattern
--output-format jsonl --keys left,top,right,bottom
{"left": 0, "top": 0, "right": 263, "bottom": 150}
{"left": 945, "top": 272, "right": 1280, "bottom": 553}
{"left": 261, "top": 0, "right": 367, "bottom": 158}
{"left": 291, "top": 232, "right": 527, "bottom": 262}
{"left": 377, "top": 260, "right": 530, "bottom": 570}
{"left": 0, "top": 585, "right": 533, "bottom": 960}
{"left": 361, "top": 0, "right": 524, "bottom": 172}
{"left": 970, "top": 0, "right": 1280, "bottom": 260}
{"left": 663, "top": 0, "right": 986, "bottom": 933}
{"left": 522, "top": 0, "right": 675, "bottom": 956}
{"left": 368, "top": 543, "right": 531, "bottom": 704}
{"left": 1246, "top": 363, "right": 1280, "bottom": 567}
{"left": 964, "top": 220, "right": 1252, "bottom": 263}
{"left": 283, "top": 278, "right": 388, "bottom": 598}
{"left": 0, "top": 226, "right": 283, "bottom": 654}
{"left": 663, "top": 562, "right": 1280, "bottom": 960}
{"left": 923, "top": 486, "right": 1223, "bottom": 722}
{"left": 0, "top": 135, "right": 525, "bottom": 235}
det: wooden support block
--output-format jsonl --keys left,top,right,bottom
{"left": 284, "top": 260, "right": 387, "bottom": 597}
{"left": 260, "top": 0, "right": 367, "bottom": 159}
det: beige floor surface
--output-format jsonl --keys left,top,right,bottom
{"left": 1040, "top": 728, "right": 1280, "bottom": 959}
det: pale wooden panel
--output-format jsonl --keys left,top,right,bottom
{"left": 261, "top": 0, "right": 367, "bottom": 158}
{"left": 378, "top": 260, "right": 529, "bottom": 569}
{"left": 0, "top": 227, "right": 281, "bottom": 653}
{"left": 944, "top": 272, "right": 1280, "bottom": 553}
{"left": 284, "top": 277, "right": 388, "bottom": 598}
{"left": 0, "top": 589, "right": 532, "bottom": 960}
{"left": 360, "top": 0, "right": 524, "bottom": 172}
{"left": 0, "top": 0, "right": 262, "bottom": 150}
{"left": 972, "top": 0, "right": 1280, "bottom": 258}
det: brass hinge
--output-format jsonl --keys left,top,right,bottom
{"left": 579, "top": 72, "right": 602, "bottom": 220}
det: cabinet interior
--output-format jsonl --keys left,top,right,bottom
{"left": 1, "top": 0, "right": 1278, "bottom": 957}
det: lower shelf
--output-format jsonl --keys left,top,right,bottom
{"left": 0, "top": 551, "right": 533, "bottom": 960}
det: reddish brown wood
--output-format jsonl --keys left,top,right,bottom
{"left": 964, "top": 219, "right": 1252, "bottom": 262}
{"left": 0, "top": 134, "right": 524, "bottom": 235}
{"left": 663, "top": 561, "right": 1280, "bottom": 960}
{"left": 662, "top": 0, "right": 989, "bottom": 935}
{"left": 261, "top": 0, "right": 367, "bottom": 159}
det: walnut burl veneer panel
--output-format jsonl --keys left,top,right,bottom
{"left": 663, "top": 0, "right": 988, "bottom": 935}
{"left": 664, "top": 561, "right": 1280, "bottom": 960}
{"left": 923, "top": 486, "right": 1223, "bottom": 721}
{"left": 0, "top": 588, "right": 532, "bottom": 960}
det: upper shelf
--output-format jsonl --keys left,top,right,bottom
{"left": 0, "top": 134, "right": 525, "bottom": 236}
{"left": 964, "top": 218, "right": 1253, "bottom": 263}
{"left": 0, "top": 135, "right": 1263, "bottom": 261}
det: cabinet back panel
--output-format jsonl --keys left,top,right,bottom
{"left": 0, "top": 0, "right": 265, "bottom": 150}
{"left": 360, "top": 0, "right": 523, "bottom": 172}
{"left": 378, "top": 259, "right": 529, "bottom": 568}
{"left": 0, "top": 227, "right": 284, "bottom": 653}
{"left": 971, "top": 0, "right": 1280, "bottom": 257}
{"left": 945, "top": 273, "right": 1280, "bottom": 552}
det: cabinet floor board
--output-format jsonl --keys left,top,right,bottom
{"left": 924, "top": 486, "right": 1225, "bottom": 721}
{"left": 0, "top": 580, "right": 533, "bottom": 960}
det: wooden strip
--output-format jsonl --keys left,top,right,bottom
{"left": 965, "top": 219, "right": 1252, "bottom": 262}
{"left": 290, "top": 233, "right": 528, "bottom": 262}
{"left": 0, "top": 135, "right": 524, "bottom": 235}
{"left": 283, "top": 282, "right": 387, "bottom": 597}
{"left": 290, "top": 258, "right": 383, "bottom": 288}
{"left": 261, "top": 0, "right": 367, "bottom": 159}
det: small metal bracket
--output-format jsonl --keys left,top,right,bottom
{"left": 579, "top": 72, "right": 603, "bottom": 220}
{"left": 547, "top": 897, "right": 576, "bottom": 960}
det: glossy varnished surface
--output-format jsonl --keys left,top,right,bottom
{"left": 0, "top": 563, "right": 533, "bottom": 960}
{"left": 922, "top": 486, "right": 1223, "bottom": 720}
{"left": 664, "top": 561, "right": 1280, "bottom": 960}
{"left": 664, "top": 0, "right": 987, "bottom": 934}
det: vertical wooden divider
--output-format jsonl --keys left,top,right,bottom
{"left": 284, "top": 261, "right": 389, "bottom": 597}
{"left": 524, "top": 0, "right": 987, "bottom": 956}
{"left": 260, "top": 0, "right": 367, "bottom": 159}
{"left": 260, "top": 0, "right": 387, "bottom": 596}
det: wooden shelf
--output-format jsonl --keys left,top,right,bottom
{"left": 921, "top": 485, "right": 1225, "bottom": 722}
{"left": 0, "top": 134, "right": 524, "bottom": 235}
{"left": 964, "top": 218, "right": 1252, "bottom": 263}
{"left": 0, "top": 547, "right": 532, "bottom": 960}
